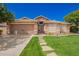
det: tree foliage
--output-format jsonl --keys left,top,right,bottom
{"left": 64, "top": 10, "right": 79, "bottom": 26}
{"left": 0, "top": 4, "right": 15, "bottom": 23}
{"left": 64, "top": 10, "right": 79, "bottom": 33}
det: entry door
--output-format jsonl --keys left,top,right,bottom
{"left": 38, "top": 22, "right": 44, "bottom": 33}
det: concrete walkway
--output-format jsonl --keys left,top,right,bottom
{"left": 0, "top": 35, "right": 32, "bottom": 56}
{"left": 39, "top": 35, "right": 57, "bottom": 56}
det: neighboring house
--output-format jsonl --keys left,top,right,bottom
{"left": 0, "top": 23, "right": 8, "bottom": 35}
{"left": 8, "top": 16, "right": 70, "bottom": 35}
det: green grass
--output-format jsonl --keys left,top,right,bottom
{"left": 44, "top": 35, "right": 79, "bottom": 56}
{"left": 20, "top": 36, "right": 45, "bottom": 56}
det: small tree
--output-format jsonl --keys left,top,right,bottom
{"left": 64, "top": 10, "right": 79, "bottom": 33}
{"left": 0, "top": 3, "right": 15, "bottom": 23}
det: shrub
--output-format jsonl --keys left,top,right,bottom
{"left": 70, "top": 26, "right": 78, "bottom": 33}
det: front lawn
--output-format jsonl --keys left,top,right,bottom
{"left": 44, "top": 35, "right": 79, "bottom": 56}
{"left": 20, "top": 36, "right": 45, "bottom": 56}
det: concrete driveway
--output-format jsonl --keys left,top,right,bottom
{"left": 0, "top": 35, "right": 32, "bottom": 56}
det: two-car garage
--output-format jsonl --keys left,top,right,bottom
{"left": 9, "top": 24, "right": 35, "bottom": 35}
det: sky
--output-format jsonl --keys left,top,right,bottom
{"left": 5, "top": 3, "right": 79, "bottom": 22}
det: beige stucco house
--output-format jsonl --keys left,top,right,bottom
{"left": 8, "top": 16, "right": 70, "bottom": 35}
{"left": 0, "top": 23, "right": 8, "bottom": 35}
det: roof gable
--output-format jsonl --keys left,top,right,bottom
{"left": 34, "top": 16, "right": 48, "bottom": 21}
{"left": 15, "top": 17, "right": 34, "bottom": 23}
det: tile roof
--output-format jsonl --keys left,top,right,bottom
{"left": 10, "top": 16, "right": 70, "bottom": 25}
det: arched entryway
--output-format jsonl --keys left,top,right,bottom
{"left": 35, "top": 16, "right": 48, "bottom": 34}
{"left": 37, "top": 21, "right": 45, "bottom": 34}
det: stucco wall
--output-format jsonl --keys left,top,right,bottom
{"left": 0, "top": 23, "right": 8, "bottom": 35}
{"left": 44, "top": 23, "right": 70, "bottom": 34}
{"left": 32, "top": 24, "right": 38, "bottom": 34}
{"left": 0, "top": 27, "right": 7, "bottom": 35}
{"left": 62, "top": 24, "right": 70, "bottom": 34}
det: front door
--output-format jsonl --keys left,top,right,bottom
{"left": 38, "top": 21, "right": 44, "bottom": 34}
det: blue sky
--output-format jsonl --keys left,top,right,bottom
{"left": 6, "top": 3, "right": 79, "bottom": 22}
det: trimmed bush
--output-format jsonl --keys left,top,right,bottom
{"left": 70, "top": 26, "right": 78, "bottom": 33}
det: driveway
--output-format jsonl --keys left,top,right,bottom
{"left": 0, "top": 35, "right": 32, "bottom": 56}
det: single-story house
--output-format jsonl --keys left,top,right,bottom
{"left": 8, "top": 16, "right": 70, "bottom": 35}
